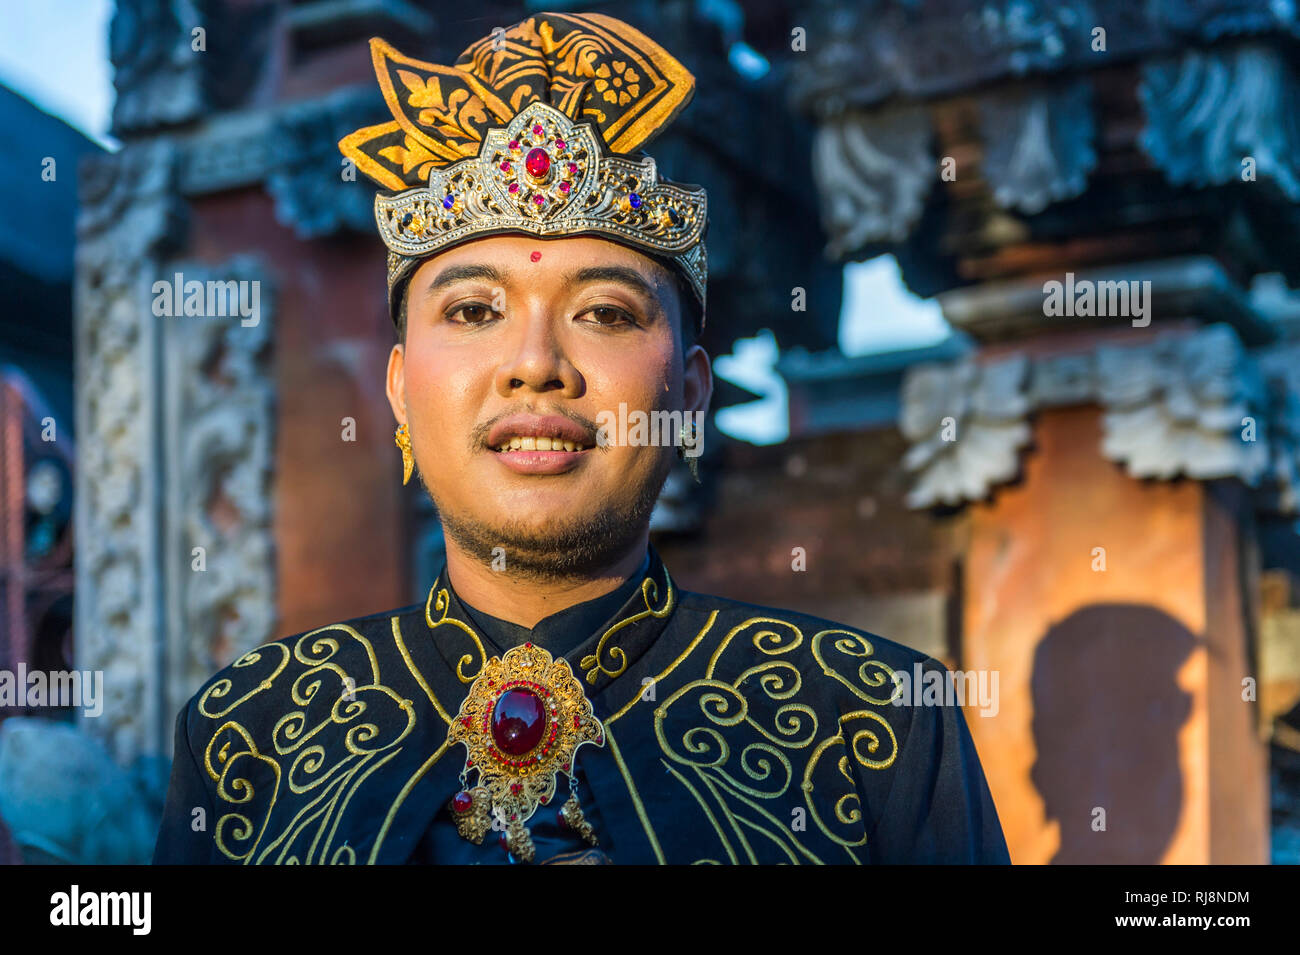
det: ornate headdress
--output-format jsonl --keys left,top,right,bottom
{"left": 338, "top": 13, "right": 708, "bottom": 330}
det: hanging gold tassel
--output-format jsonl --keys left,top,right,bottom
{"left": 505, "top": 816, "right": 536, "bottom": 863}
{"left": 560, "top": 792, "right": 599, "bottom": 847}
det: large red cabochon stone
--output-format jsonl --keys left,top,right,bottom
{"left": 492, "top": 688, "right": 546, "bottom": 756}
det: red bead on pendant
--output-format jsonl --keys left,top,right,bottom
{"left": 451, "top": 791, "right": 474, "bottom": 813}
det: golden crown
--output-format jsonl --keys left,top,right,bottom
{"left": 337, "top": 14, "right": 709, "bottom": 327}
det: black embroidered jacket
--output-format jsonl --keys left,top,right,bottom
{"left": 152, "top": 546, "right": 1009, "bottom": 864}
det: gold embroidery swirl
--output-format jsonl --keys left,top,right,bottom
{"left": 706, "top": 617, "right": 802, "bottom": 679}
{"left": 331, "top": 844, "right": 357, "bottom": 864}
{"left": 580, "top": 568, "right": 675, "bottom": 684}
{"left": 811, "top": 629, "right": 900, "bottom": 706}
{"left": 647, "top": 614, "right": 904, "bottom": 863}
{"left": 206, "top": 722, "right": 281, "bottom": 861}
{"left": 198, "top": 642, "right": 291, "bottom": 720}
{"left": 196, "top": 621, "right": 420, "bottom": 864}
{"left": 425, "top": 583, "right": 487, "bottom": 683}
{"left": 801, "top": 710, "right": 899, "bottom": 849}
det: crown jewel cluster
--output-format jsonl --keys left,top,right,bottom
{"left": 373, "top": 102, "right": 707, "bottom": 305}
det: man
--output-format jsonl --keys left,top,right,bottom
{"left": 152, "top": 12, "right": 1009, "bottom": 865}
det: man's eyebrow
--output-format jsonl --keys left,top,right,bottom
{"left": 424, "top": 264, "right": 508, "bottom": 295}
{"left": 564, "top": 265, "right": 658, "bottom": 298}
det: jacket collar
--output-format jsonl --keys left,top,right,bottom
{"left": 422, "top": 544, "right": 677, "bottom": 699}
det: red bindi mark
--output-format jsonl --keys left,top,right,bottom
{"left": 530, "top": 251, "right": 542, "bottom": 262}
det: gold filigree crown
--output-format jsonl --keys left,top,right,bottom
{"left": 337, "top": 14, "right": 708, "bottom": 328}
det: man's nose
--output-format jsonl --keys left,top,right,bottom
{"left": 494, "top": 309, "right": 582, "bottom": 397}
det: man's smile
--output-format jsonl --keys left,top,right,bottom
{"left": 486, "top": 412, "right": 598, "bottom": 471}
{"left": 490, "top": 442, "right": 591, "bottom": 475}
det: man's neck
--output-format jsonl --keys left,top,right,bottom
{"left": 441, "top": 533, "right": 651, "bottom": 629}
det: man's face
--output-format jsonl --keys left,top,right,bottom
{"left": 385, "top": 233, "right": 712, "bottom": 578}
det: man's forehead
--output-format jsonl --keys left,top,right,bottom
{"left": 413, "top": 234, "right": 674, "bottom": 289}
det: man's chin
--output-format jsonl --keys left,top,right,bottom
{"left": 422, "top": 455, "right": 673, "bottom": 579}
{"left": 435, "top": 500, "right": 657, "bottom": 581}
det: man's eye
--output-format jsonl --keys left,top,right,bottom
{"left": 448, "top": 303, "right": 497, "bottom": 324}
{"left": 580, "top": 306, "right": 636, "bottom": 327}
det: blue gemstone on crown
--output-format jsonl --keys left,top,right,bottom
{"left": 628, "top": 193, "right": 642, "bottom": 209}
{"left": 443, "top": 194, "right": 455, "bottom": 210}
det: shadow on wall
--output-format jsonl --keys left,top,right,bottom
{"left": 1030, "top": 604, "right": 1195, "bottom": 864}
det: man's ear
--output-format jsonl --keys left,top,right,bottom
{"left": 683, "top": 344, "right": 712, "bottom": 418}
{"left": 385, "top": 343, "right": 407, "bottom": 425}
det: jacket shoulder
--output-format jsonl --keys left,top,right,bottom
{"left": 180, "top": 602, "right": 425, "bottom": 746}
{"left": 675, "top": 588, "right": 939, "bottom": 673}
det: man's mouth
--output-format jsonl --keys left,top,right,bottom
{"left": 491, "top": 436, "right": 592, "bottom": 453}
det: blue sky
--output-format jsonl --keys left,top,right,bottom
{"left": 0, "top": 0, "right": 951, "bottom": 444}
{"left": 0, "top": 0, "right": 116, "bottom": 146}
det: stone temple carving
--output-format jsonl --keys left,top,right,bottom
{"left": 900, "top": 355, "right": 1032, "bottom": 508}
{"left": 1096, "top": 324, "right": 1269, "bottom": 483}
{"left": 810, "top": 105, "right": 933, "bottom": 258}
{"left": 1140, "top": 43, "right": 1300, "bottom": 202}
{"left": 978, "top": 80, "right": 1096, "bottom": 215}
{"left": 900, "top": 324, "right": 1283, "bottom": 510}
{"left": 76, "top": 142, "right": 277, "bottom": 765}
{"left": 162, "top": 259, "right": 277, "bottom": 706}
{"left": 76, "top": 141, "right": 187, "bottom": 765}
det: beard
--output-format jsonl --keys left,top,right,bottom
{"left": 418, "top": 451, "right": 673, "bottom": 583}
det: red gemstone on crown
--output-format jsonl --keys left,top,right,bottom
{"left": 492, "top": 688, "right": 546, "bottom": 756}
{"left": 525, "top": 147, "right": 551, "bottom": 179}
{"left": 452, "top": 791, "right": 473, "bottom": 813}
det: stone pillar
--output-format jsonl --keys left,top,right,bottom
{"left": 960, "top": 405, "right": 1266, "bottom": 862}
{"left": 75, "top": 142, "right": 188, "bottom": 765}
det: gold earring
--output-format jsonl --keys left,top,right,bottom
{"left": 395, "top": 423, "right": 414, "bottom": 485}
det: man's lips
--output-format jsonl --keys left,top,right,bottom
{"left": 491, "top": 443, "right": 590, "bottom": 475}
{"left": 485, "top": 413, "right": 595, "bottom": 452}
{"left": 483, "top": 413, "right": 597, "bottom": 475}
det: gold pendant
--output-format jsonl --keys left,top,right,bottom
{"left": 446, "top": 642, "right": 604, "bottom": 861}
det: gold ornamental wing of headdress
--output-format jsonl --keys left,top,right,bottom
{"left": 338, "top": 12, "right": 709, "bottom": 318}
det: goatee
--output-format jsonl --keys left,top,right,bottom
{"left": 418, "top": 455, "right": 671, "bottom": 582}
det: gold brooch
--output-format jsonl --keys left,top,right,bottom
{"left": 446, "top": 642, "right": 604, "bottom": 862}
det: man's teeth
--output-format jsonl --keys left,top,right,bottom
{"left": 495, "top": 437, "right": 586, "bottom": 452}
